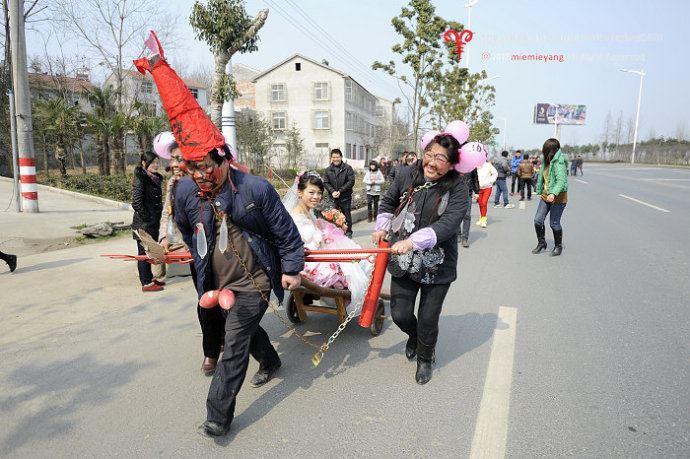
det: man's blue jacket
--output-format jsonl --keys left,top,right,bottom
{"left": 174, "top": 169, "right": 304, "bottom": 302}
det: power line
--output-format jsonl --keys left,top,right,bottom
{"left": 261, "top": 0, "right": 395, "bottom": 95}
{"left": 282, "top": 0, "right": 399, "bottom": 95}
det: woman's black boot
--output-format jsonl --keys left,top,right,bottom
{"left": 405, "top": 336, "right": 417, "bottom": 360}
{"left": 551, "top": 229, "right": 563, "bottom": 256}
{"left": 415, "top": 342, "right": 435, "bottom": 384}
{"left": 532, "top": 223, "right": 547, "bottom": 254}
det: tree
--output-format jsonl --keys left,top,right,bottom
{"left": 86, "top": 86, "right": 117, "bottom": 175}
{"left": 373, "top": 0, "right": 447, "bottom": 150}
{"left": 236, "top": 112, "right": 274, "bottom": 173}
{"left": 190, "top": 0, "right": 268, "bottom": 129}
{"left": 601, "top": 110, "right": 613, "bottom": 151}
{"left": 284, "top": 122, "right": 304, "bottom": 170}
{"left": 33, "top": 98, "right": 81, "bottom": 178}
{"left": 131, "top": 114, "right": 167, "bottom": 154}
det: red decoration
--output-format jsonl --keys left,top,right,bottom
{"left": 133, "top": 31, "right": 225, "bottom": 162}
{"left": 358, "top": 240, "right": 390, "bottom": 328}
{"left": 443, "top": 29, "right": 474, "bottom": 62}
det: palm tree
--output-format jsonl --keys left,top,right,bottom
{"left": 86, "top": 86, "right": 116, "bottom": 175}
{"left": 130, "top": 113, "right": 168, "bottom": 153}
{"left": 33, "top": 98, "right": 81, "bottom": 179}
{"left": 109, "top": 111, "right": 130, "bottom": 174}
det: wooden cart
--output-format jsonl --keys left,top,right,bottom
{"left": 285, "top": 277, "right": 390, "bottom": 336}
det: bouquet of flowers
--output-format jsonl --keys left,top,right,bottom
{"left": 317, "top": 207, "right": 348, "bottom": 233}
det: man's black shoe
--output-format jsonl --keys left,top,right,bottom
{"left": 197, "top": 420, "right": 230, "bottom": 437}
{"left": 405, "top": 337, "right": 417, "bottom": 360}
{"left": 250, "top": 361, "right": 281, "bottom": 387}
{"left": 415, "top": 358, "right": 433, "bottom": 385}
{"left": 7, "top": 254, "right": 17, "bottom": 272}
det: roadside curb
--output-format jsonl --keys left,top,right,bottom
{"left": 0, "top": 176, "right": 133, "bottom": 211}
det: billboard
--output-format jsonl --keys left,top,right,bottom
{"left": 534, "top": 103, "right": 586, "bottom": 125}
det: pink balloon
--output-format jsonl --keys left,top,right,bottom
{"left": 420, "top": 130, "right": 441, "bottom": 150}
{"left": 455, "top": 141, "right": 488, "bottom": 173}
{"left": 153, "top": 131, "right": 175, "bottom": 160}
{"left": 444, "top": 120, "right": 470, "bottom": 144}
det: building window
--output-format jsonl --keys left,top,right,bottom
{"left": 315, "top": 142, "right": 329, "bottom": 157}
{"left": 345, "top": 79, "right": 352, "bottom": 101}
{"left": 141, "top": 81, "right": 153, "bottom": 94}
{"left": 272, "top": 111, "right": 286, "bottom": 130}
{"left": 189, "top": 88, "right": 199, "bottom": 99}
{"left": 313, "top": 110, "right": 330, "bottom": 130}
{"left": 375, "top": 105, "right": 384, "bottom": 117}
{"left": 271, "top": 83, "right": 286, "bottom": 102}
{"left": 345, "top": 143, "right": 352, "bottom": 159}
{"left": 314, "top": 82, "right": 329, "bottom": 101}
{"left": 345, "top": 111, "right": 353, "bottom": 131}
{"left": 358, "top": 145, "right": 364, "bottom": 160}
{"left": 295, "top": 62, "right": 301, "bottom": 71}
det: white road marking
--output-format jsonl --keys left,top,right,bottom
{"left": 618, "top": 194, "right": 670, "bottom": 213}
{"left": 470, "top": 306, "right": 518, "bottom": 459}
{"left": 640, "top": 178, "right": 690, "bottom": 181}
{"left": 575, "top": 178, "right": 589, "bottom": 184}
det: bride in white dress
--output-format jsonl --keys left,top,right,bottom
{"left": 284, "top": 172, "right": 372, "bottom": 314}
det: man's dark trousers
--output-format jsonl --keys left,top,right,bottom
{"left": 334, "top": 197, "right": 353, "bottom": 237}
{"left": 206, "top": 291, "right": 280, "bottom": 426}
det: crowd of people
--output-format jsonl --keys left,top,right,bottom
{"left": 126, "top": 32, "right": 569, "bottom": 440}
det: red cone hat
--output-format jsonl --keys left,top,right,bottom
{"left": 133, "top": 31, "right": 225, "bottom": 162}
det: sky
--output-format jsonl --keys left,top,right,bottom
{"left": 25, "top": 0, "right": 690, "bottom": 150}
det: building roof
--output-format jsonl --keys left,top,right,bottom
{"left": 109, "top": 68, "right": 209, "bottom": 89}
{"left": 28, "top": 72, "right": 96, "bottom": 93}
{"left": 233, "top": 63, "right": 261, "bottom": 81}
{"left": 251, "top": 53, "right": 376, "bottom": 98}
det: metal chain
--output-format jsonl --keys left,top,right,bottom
{"left": 399, "top": 181, "right": 437, "bottom": 203}
{"left": 213, "top": 196, "right": 378, "bottom": 366}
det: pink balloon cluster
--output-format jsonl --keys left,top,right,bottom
{"left": 455, "top": 141, "right": 488, "bottom": 173}
{"left": 420, "top": 120, "right": 470, "bottom": 151}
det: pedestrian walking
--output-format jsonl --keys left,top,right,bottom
{"left": 323, "top": 148, "right": 356, "bottom": 237}
{"left": 576, "top": 155, "right": 584, "bottom": 176}
{"left": 510, "top": 150, "right": 523, "bottom": 195}
{"left": 373, "top": 132, "right": 469, "bottom": 384}
{"left": 476, "top": 158, "right": 498, "bottom": 227}
{"left": 134, "top": 36, "right": 304, "bottom": 439}
{"left": 131, "top": 150, "right": 164, "bottom": 292}
{"left": 459, "top": 168, "right": 480, "bottom": 247}
{"left": 570, "top": 155, "right": 578, "bottom": 176}
{"left": 0, "top": 251, "right": 17, "bottom": 272}
{"left": 517, "top": 152, "right": 535, "bottom": 201}
{"left": 363, "top": 160, "right": 385, "bottom": 222}
{"left": 494, "top": 151, "right": 514, "bottom": 208}
{"left": 532, "top": 138, "right": 569, "bottom": 256}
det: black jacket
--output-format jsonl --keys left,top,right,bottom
{"left": 463, "top": 169, "right": 480, "bottom": 194}
{"left": 174, "top": 170, "right": 304, "bottom": 302}
{"left": 379, "top": 165, "right": 469, "bottom": 284}
{"left": 131, "top": 167, "right": 163, "bottom": 240}
{"left": 323, "top": 162, "right": 355, "bottom": 200}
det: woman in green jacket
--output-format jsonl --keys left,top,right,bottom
{"left": 532, "top": 138, "right": 568, "bottom": 256}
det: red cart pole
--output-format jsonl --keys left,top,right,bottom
{"left": 358, "top": 240, "right": 390, "bottom": 328}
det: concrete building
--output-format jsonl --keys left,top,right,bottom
{"left": 233, "top": 63, "right": 260, "bottom": 112}
{"left": 104, "top": 69, "right": 209, "bottom": 116}
{"left": 28, "top": 71, "right": 97, "bottom": 113}
{"left": 252, "top": 53, "right": 387, "bottom": 170}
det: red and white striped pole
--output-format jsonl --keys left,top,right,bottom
{"left": 9, "top": 0, "right": 39, "bottom": 212}
{"left": 19, "top": 157, "right": 38, "bottom": 207}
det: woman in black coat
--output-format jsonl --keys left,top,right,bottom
{"left": 132, "top": 151, "right": 164, "bottom": 292}
{"left": 372, "top": 134, "right": 469, "bottom": 385}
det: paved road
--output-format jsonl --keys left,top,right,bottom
{"left": 0, "top": 164, "right": 687, "bottom": 457}
{"left": 0, "top": 179, "right": 133, "bottom": 257}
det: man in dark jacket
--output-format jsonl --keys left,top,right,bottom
{"left": 494, "top": 151, "right": 514, "bottom": 208}
{"left": 323, "top": 148, "right": 356, "bottom": 236}
{"left": 175, "top": 149, "right": 304, "bottom": 438}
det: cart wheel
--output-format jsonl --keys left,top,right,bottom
{"left": 286, "top": 293, "right": 302, "bottom": 324}
{"left": 370, "top": 299, "right": 385, "bottom": 336}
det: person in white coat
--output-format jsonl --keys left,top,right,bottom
{"left": 475, "top": 159, "right": 498, "bottom": 228}
{"left": 363, "top": 160, "right": 386, "bottom": 222}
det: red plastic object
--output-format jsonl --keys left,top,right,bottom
{"left": 358, "top": 240, "right": 390, "bottom": 328}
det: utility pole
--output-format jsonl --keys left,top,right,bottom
{"left": 9, "top": 0, "right": 38, "bottom": 212}
{"left": 221, "top": 59, "right": 238, "bottom": 162}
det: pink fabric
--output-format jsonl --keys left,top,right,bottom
{"left": 375, "top": 213, "right": 393, "bottom": 232}
{"left": 409, "top": 227, "right": 437, "bottom": 250}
